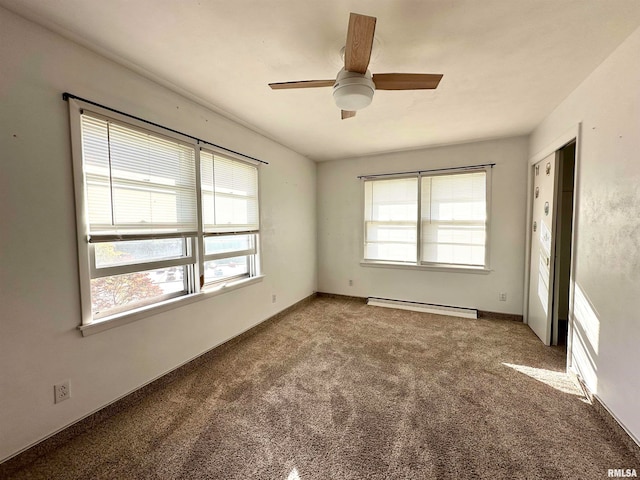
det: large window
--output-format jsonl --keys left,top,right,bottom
{"left": 363, "top": 168, "right": 490, "bottom": 269}
{"left": 70, "top": 101, "right": 261, "bottom": 326}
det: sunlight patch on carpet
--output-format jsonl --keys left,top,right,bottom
{"left": 287, "top": 467, "right": 301, "bottom": 480}
{"left": 502, "top": 363, "right": 583, "bottom": 396}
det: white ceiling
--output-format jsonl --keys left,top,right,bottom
{"left": 3, "top": 0, "right": 640, "bottom": 161}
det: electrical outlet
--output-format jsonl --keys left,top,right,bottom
{"left": 54, "top": 381, "right": 70, "bottom": 404}
{"left": 348, "top": 279, "right": 353, "bottom": 286}
{"left": 499, "top": 292, "right": 507, "bottom": 302}
{"left": 272, "top": 294, "right": 276, "bottom": 303}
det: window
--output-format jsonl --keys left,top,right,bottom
{"left": 200, "top": 150, "right": 259, "bottom": 285}
{"left": 364, "top": 177, "right": 418, "bottom": 262}
{"left": 70, "top": 101, "right": 261, "bottom": 326}
{"left": 363, "top": 168, "right": 490, "bottom": 269}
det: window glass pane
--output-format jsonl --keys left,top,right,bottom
{"left": 364, "top": 242, "right": 416, "bottom": 263}
{"left": 201, "top": 151, "right": 259, "bottom": 233}
{"left": 365, "top": 178, "right": 418, "bottom": 222}
{"left": 204, "top": 256, "right": 249, "bottom": 284}
{"left": 81, "top": 114, "right": 197, "bottom": 235}
{"left": 90, "top": 267, "right": 186, "bottom": 317}
{"left": 364, "top": 178, "right": 418, "bottom": 261}
{"left": 421, "top": 171, "right": 486, "bottom": 266}
{"left": 424, "top": 172, "right": 486, "bottom": 222}
{"left": 204, "top": 234, "right": 252, "bottom": 255}
{"left": 215, "top": 157, "right": 258, "bottom": 229}
{"left": 364, "top": 223, "right": 416, "bottom": 262}
{"left": 94, "top": 238, "right": 187, "bottom": 268}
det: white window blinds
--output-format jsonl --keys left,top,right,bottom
{"left": 81, "top": 113, "right": 197, "bottom": 236}
{"left": 364, "top": 177, "right": 418, "bottom": 262}
{"left": 200, "top": 150, "right": 259, "bottom": 233}
{"left": 421, "top": 171, "right": 486, "bottom": 266}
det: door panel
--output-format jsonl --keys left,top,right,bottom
{"left": 527, "top": 153, "right": 559, "bottom": 345}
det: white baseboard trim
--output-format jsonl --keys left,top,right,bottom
{"left": 569, "top": 369, "right": 640, "bottom": 451}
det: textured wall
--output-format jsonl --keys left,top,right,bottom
{"left": 0, "top": 7, "right": 316, "bottom": 461}
{"left": 317, "top": 136, "right": 529, "bottom": 315}
{"left": 530, "top": 25, "right": 640, "bottom": 443}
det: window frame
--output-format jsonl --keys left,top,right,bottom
{"left": 361, "top": 166, "right": 492, "bottom": 273}
{"left": 202, "top": 232, "right": 259, "bottom": 286}
{"left": 199, "top": 146, "right": 261, "bottom": 288}
{"left": 363, "top": 174, "right": 419, "bottom": 264}
{"left": 88, "top": 236, "right": 196, "bottom": 319}
{"left": 69, "top": 99, "right": 263, "bottom": 333}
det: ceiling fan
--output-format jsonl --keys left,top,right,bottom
{"left": 269, "top": 12, "right": 443, "bottom": 119}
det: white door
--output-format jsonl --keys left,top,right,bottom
{"left": 527, "top": 153, "right": 559, "bottom": 345}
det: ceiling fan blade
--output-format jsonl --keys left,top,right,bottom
{"left": 344, "top": 13, "right": 376, "bottom": 74}
{"left": 269, "top": 80, "right": 335, "bottom": 90}
{"left": 373, "top": 73, "right": 443, "bottom": 90}
{"left": 341, "top": 110, "right": 356, "bottom": 120}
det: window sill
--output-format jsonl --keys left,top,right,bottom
{"left": 78, "top": 275, "right": 265, "bottom": 337}
{"left": 360, "top": 260, "right": 492, "bottom": 274}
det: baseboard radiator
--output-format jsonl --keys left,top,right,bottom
{"left": 367, "top": 297, "right": 478, "bottom": 319}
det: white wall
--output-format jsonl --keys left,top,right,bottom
{"left": 530, "top": 26, "right": 640, "bottom": 442}
{"left": 0, "top": 7, "right": 316, "bottom": 462}
{"left": 317, "top": 136, "right": 529, "bottom": 314}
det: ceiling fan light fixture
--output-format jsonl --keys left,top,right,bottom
{"left": 267, "top": 13, "right": 443, "bottom": 119}
{"left": 332, "top": 69, "right": 375, "bottom": 111}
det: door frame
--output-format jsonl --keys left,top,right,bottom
{"left": 523, "top": 123, "right": 581, "bottom": 368}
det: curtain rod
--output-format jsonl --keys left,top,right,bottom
{"left": 357, "top": 163, "right": 495, "bottom": 179}
{"left": 62, "top": 92, "right": 269, "bottom": 165}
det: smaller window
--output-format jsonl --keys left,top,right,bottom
{"left": 91, "top": 265, "right": 188, "bottom": 318}
{"left": 200, "top": 150, "right": 260, "bottom": 288}
{"left": 364, "top": 177, "right": 418, "bottom": 263}
{"left": 90, "top": 237, "right": 193, "bottom": 318}
{"left": 363, "top": 168, "right": 490, "bottom": 269}
{"left": 421, "top": 171, "right": 487, "bottom": 267}
{"left": 203, "top": 234, "right": 257, "bottom": 285}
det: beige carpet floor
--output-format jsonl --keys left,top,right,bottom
{"left": 3, "top": 296, "right": 639, "bottom": 479}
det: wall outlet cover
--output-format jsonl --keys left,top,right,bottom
{"left": 54, "top": 381, "right": 70, "bottom": 403}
